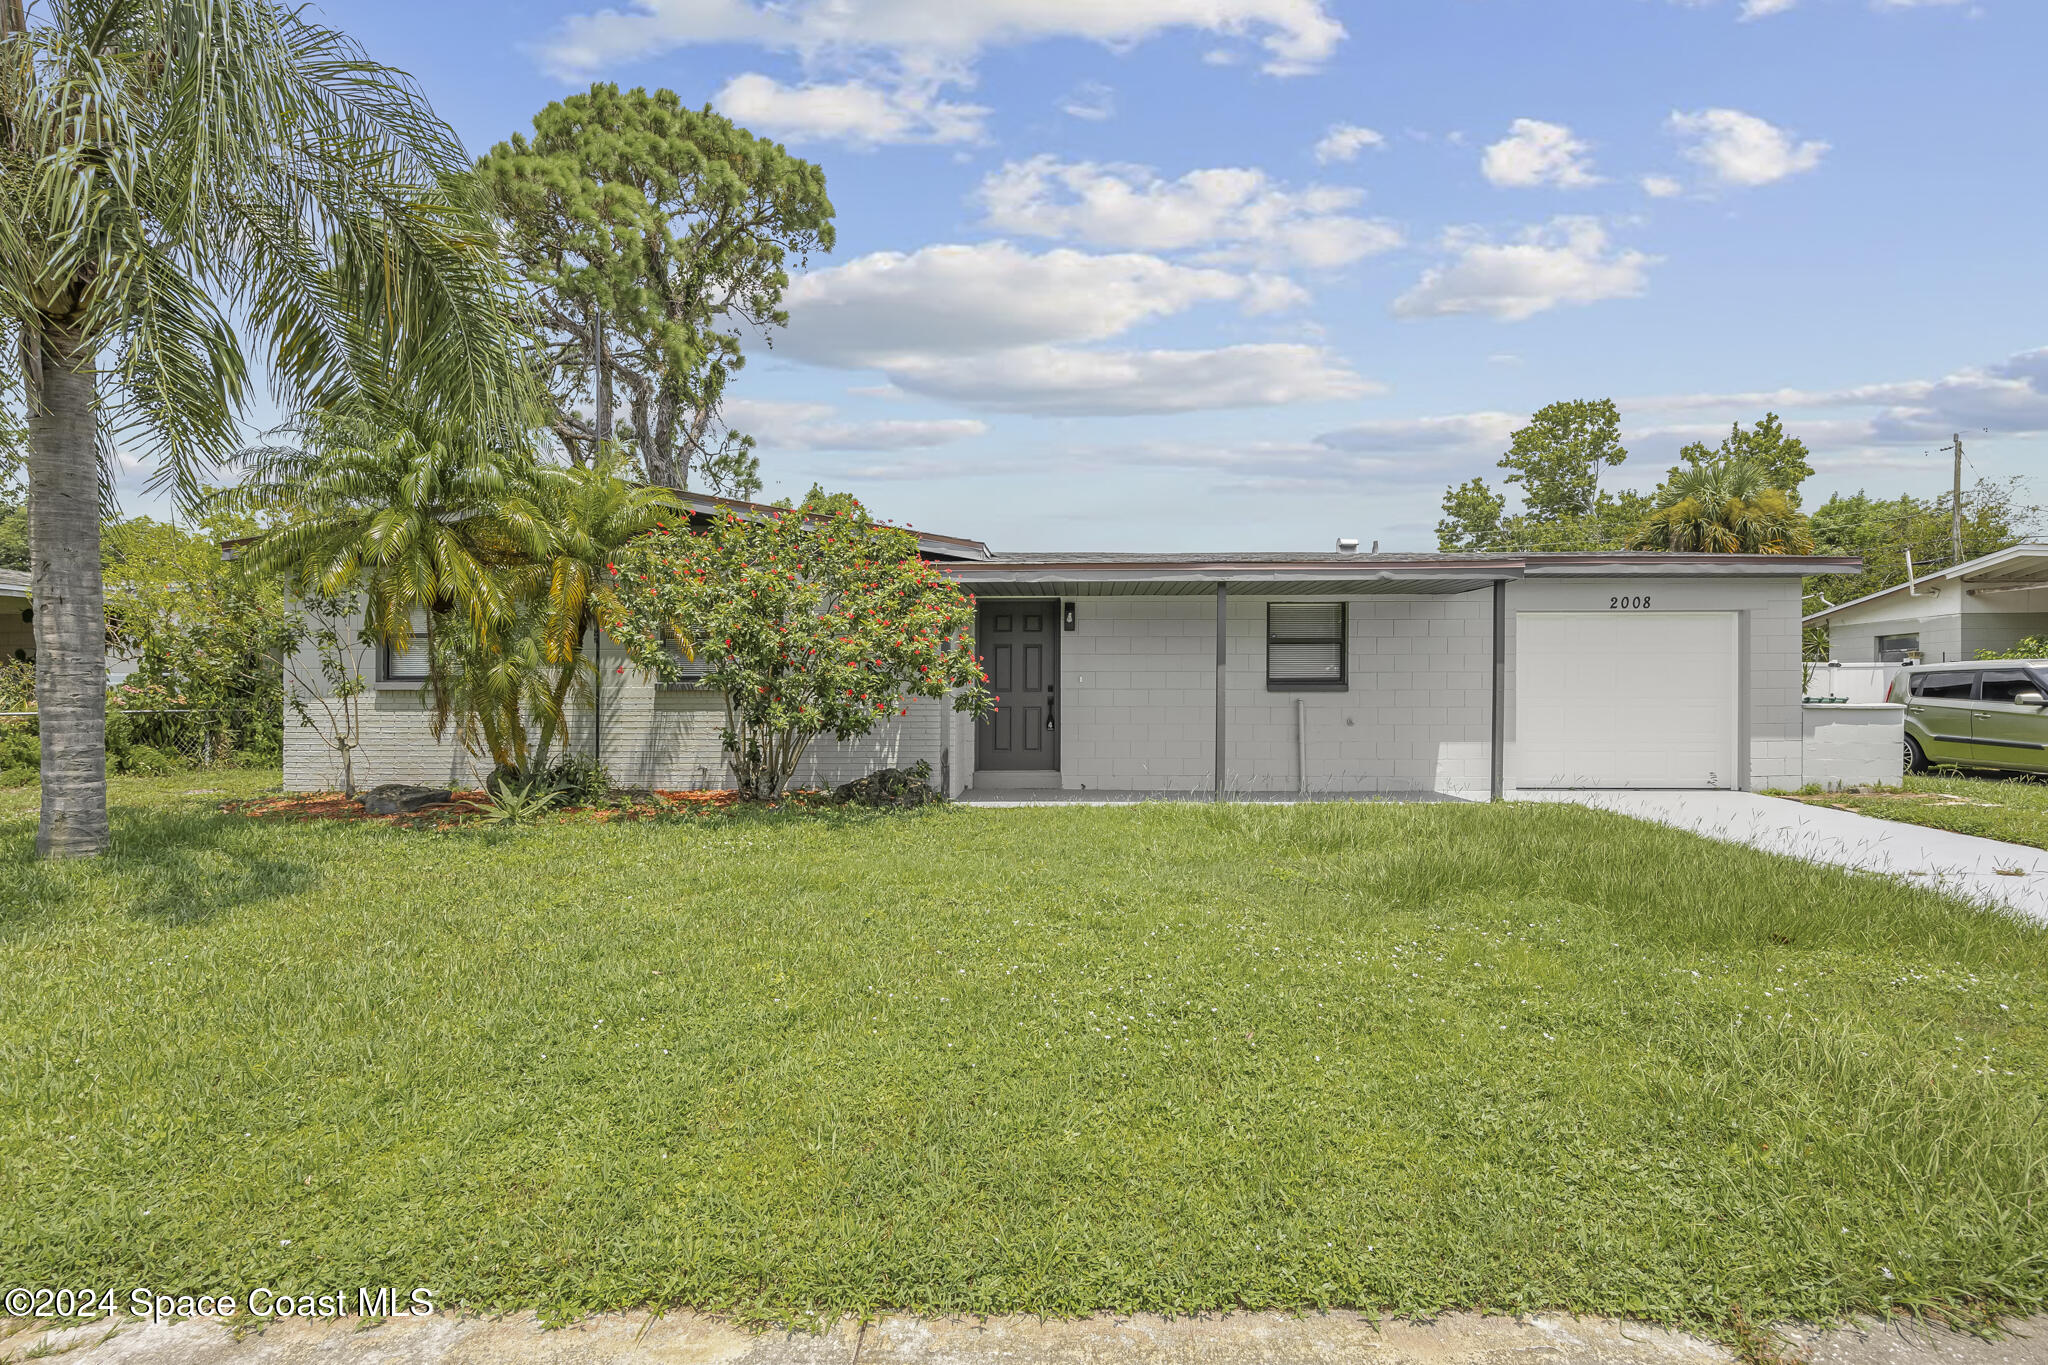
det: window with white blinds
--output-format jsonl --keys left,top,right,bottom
{"left": 1267, "top": 602, "right": 1347, "bottom": 690}
{"left": 380, "top": 608, "right": 431, "bottom": 682}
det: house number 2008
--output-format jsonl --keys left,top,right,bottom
{"left": 1609, "top": 595, "right": 1652, "bottom": 609}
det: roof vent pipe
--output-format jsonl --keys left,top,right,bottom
{"left": 1905, "top": 548, "right": 1939, "bottom": 597}
{"left": 1336, "top": 537, "right": 1360, "bottom": 553}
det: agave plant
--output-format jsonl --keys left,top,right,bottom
{"left": 477, "top": 775, "right": 562, "bottom": 826}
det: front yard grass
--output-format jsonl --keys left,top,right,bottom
{"left": 1, "top": 773, "right": 2044, "bottom": 1339}
{"left": 1780, "top": 772, "right": 2048, "bottom": 851}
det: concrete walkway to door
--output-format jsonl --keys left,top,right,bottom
{"left": 1527, "top": 789, "right": 2048, "bottom": 925}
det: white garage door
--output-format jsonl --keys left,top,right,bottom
{"left": 1514, "top": 611, "right": 1740, "bottom": 789}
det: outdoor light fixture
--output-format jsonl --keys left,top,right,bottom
{"left": 1063, "top": 602, "right": 1076, "bottom": 631}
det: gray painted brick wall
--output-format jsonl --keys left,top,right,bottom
{"left": 281, "top": 603, "right": 948, "bottom": 792}
{"left": 286, "top": 576, "right": 1807, "bottom": 796}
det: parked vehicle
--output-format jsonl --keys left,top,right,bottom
{"left": 1887, "top": 659, "right": 2048, "bottom": 774}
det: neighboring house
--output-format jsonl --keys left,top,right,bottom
{"left": 283, "top": 494, "right": 1868, "bottom": 796}
{"left": 0, "top": 568, "right": 143, "bottom": 683}
{"left": 0, "top": 569, "right": 31, "bottom": 665}
{"left": 1804, "top": 543, "right": 2048, "bottom": 664}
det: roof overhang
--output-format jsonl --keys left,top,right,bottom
{"left": 675, "top": 492, "right": 994, "bottom": 560}
{"left": 1522, "top": 554, "right": 1861, "bottom": 578}
{"left": 943, "top": 559, "right": 1524, "bottom": 598}
{"left": 1805, "top": 543, "right": 2048, "bottom": 625}
{"left": 948, "top": 553, "right": 1857, "bottom": 598}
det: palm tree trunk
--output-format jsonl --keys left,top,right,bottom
{"left": 28, "top": 320, "right": 111, "bottom": 858}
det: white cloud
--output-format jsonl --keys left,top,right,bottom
{"left": 1315, "top": 412, "right": 1525, "bottom": 460}
{"left": 537, "top": 0, "right": 1346, "bottom": 89}
{"left": 874, "top": 344, "right": 1377, "bottom": 415}
{"left": 1481, "top": 119, "right": 1601, "bottom": 189}
{"left": 1393, "top": 218, "right": 1655, "bottom": 322}
{"left": 537, "top": 1, "right": 1344, "bottom": 146}
{"left": 1631, "top": 347, "right": 2048, "bottom": 446}
{"left": 1641, "top": 174, "right": 1684, "bottom": 199}
{"left": 1314, "top": 123, "right": 1385, "bottom": 163}
{"left": 1059, "top": 81, "right": 1116, "bottom": 121}
{"left": 774, "top": 241, "right": 1365, "bottom": 415}
{"left": 714, "top": 71, "right": 987, "bottom": 144}
{"left": 975, "top": 156, "right": 1402, "bottom": 269}
{"left": 780, "top": 241, "right": 1300, "bottom": 366}
{"left": 725, "top": 398, "right": 987, "bottom": 450}
{"left": 1079, "top": 413, "right": 1522, "bottom": 492}
{"left": 1669, "top": 108, "right": 1828, "bottom": 187}
{"left": 1679, "top": 0, "right": 1968, "bottom": 16}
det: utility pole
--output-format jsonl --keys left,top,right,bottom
{"left": 1950, "top": 433, "right": 1964, "bottom": 567}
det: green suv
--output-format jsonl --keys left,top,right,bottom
{"left": 1888, "top": 659, "right": 2048, "bottom": 774}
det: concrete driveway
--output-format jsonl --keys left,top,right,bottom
{"left": 1527, "top": 789, "right": 2048, "bottom": 925}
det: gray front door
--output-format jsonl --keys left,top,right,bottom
{"left": 975, "top": 601, "right": 1060, "bottom": 773}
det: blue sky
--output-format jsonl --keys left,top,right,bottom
{"left": 290, "top": 0, "right": 2045, "bottom": 551}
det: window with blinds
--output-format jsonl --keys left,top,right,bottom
{"left": 657, "top": 637, "right": 713, "bottom": 690}
{"left": 380, "top": 608, "right": 431, "bottom": 682}
{"left": 1267, "top": 602, "right": 1347, "bottom": 690}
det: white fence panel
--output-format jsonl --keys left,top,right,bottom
{"left": 1805, "top": 660, "right": 1900, "bottom": 704}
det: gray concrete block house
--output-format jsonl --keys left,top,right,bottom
{"left": 282, "top": 494, "right": 1863, "bottom": 798}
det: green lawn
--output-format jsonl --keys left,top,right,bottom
{"left": 1781, "top": 773, "right": 2048, "bottom": 851}
{"left": 1, "top": 774, "right": 2044, "bottom": 1339}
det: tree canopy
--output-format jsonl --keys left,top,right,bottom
{"left": 1805, "top": 477, "right": 2041, "bottom": 610}
{"left": 1631, "top": 460, "right": 1814, "bottom": 554}
{"left": 1436, "top": 399, "right": 1645, "bottom": 551}
{"left": 1501, "top": 399, "right": 1628, "bottom": 520}
{"left": 1669, "top": 413, "right": 1813, "bottom": 502}
{"left": 478, "top": 84, "right": 836, "bottom": 494}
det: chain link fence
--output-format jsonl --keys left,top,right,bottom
{"left": 0, "top": 707, "right": 281, "bottom": 778}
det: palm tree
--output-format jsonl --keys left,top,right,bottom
{"left": 0, "top": 0, "right": 523, "bottom": 856}
{"left": 235, "top": 418, "right": 680, "bottom": 784}
{"left": 230, "top": 404, "right": 526, "bottom": 650}
{"left": 1631, "top": 460, "right": 1816, "bottom": 555}
{"left": 495, "top": 445, "right": 682, "bottom": 770}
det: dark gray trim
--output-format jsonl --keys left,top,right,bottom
{"left": 1214, "top": 583, "right": 1227, "bottom": 802}
{"left": 378, "top": 636, "right": 429, "bottom": 685}
{"left": 1264, "top": 600, "right": 1348, "bottom": 691}
{"left": 1491, "top": 579, "right": 1507, "bottom": 803}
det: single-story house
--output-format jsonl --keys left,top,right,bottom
{"left": 0, "top": 569, "right": 31, "bottom": 666}
{"left": 281, "top": 494, "right": 1878, "bottom": 797}
{"left": 1804, "top": 542, "right": 2048, "bottom": 664}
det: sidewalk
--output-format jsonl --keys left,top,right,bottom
{"left": 8, "top": 1309, "right": 2045, "bottom": 1365}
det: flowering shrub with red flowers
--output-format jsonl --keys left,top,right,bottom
{"left": 599, "top": 498, "right": 993, "bottom": 799}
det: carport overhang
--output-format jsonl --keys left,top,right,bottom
{"left": 942, "top": 558, "right": 1527, "bottom": 806}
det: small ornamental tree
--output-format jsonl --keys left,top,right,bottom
{"left": 599, "top": 500, "right": 992, "bottom": 798}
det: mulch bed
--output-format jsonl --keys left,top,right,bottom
{"left": 224, "top": 788, "right": 745, "bottom": 830}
